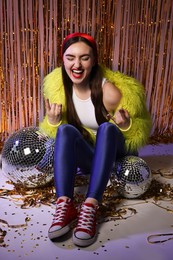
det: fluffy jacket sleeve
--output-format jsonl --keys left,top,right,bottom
{"left": 102, "top": 66, "right": 152, "bottom": 152}
{"left": 39, "top": 67, "right": 68, "bottom": 138}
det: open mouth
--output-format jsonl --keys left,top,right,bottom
{"left": 72, "top": 69, "right": 84, "bottom": 78}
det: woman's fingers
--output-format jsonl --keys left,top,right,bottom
{"left": 117, "top": 109, "right": 129, "bottom": 120}
{"left": 107, "top": 109, "right": 130, "bottom": 128}
{"left": 45, "top": 98, "right": 51, "bottom": 111}
{"left": 45, "top": 99, "right": 62, "bottom": 115}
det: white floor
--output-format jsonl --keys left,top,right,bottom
{"left": 0, "top": 144, "right": 173, "bottom": 260}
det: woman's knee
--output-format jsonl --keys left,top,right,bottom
{"left": 98, "top": 122, "right": 119, "bottom": 134}
{"left": 97, "top": 122, "right": 125, "bottom": 147}
{"left": 56, "top": 124, "right": 82, "bottom": 141}
{"left": 58, "top": 124, "right": 73, "bottom": 131}
{"left": 57, "top": 124, "right": 77, "bottom": 135}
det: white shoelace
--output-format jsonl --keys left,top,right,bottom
{"left": 52, "top": 200, "right": 68, "bottom": 223}
{"left": 77, "top": 204, "right": 96, "bottom": 231}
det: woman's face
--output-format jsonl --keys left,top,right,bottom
{"left": 63, "top": 41, "right": 95, "bottom": 86}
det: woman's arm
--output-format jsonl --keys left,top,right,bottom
{"left": 101, "top": 67, "right": 152, "bottom": 152}
{"left": 103, "top": 81, "right": 131, "bottom": 130}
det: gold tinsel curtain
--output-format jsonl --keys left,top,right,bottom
{"left": 0, "top": 0, "right": 173, "bottom": 145}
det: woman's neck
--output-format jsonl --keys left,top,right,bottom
{"left": 73, "top": 84, "right": 91, "bottom": 100}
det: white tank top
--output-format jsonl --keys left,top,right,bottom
{"left": 72, "top": 90, "right": 98, "bottom": 134}
{"left": 72, "top": 78, "right": 107, "bottom": 135}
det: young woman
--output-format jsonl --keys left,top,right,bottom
{"left": 39, "top": 32, "right": 151, "bottom": 247}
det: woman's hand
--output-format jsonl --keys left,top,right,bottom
{"left": 45, "top": 99, "right": 62, "bottom": 125}
{"left": 107, "top": 109, "right": 131, "bottom": 130}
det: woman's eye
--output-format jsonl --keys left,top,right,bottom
{"left": 67, "top": 57, "right": 74, "bottom": 61}
{"left": 81, "top": 56, "right": 89, "bottom": 61}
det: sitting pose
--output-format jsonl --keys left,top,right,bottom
{"left": 39, "top": 32, "right": 151, "bottom": 247}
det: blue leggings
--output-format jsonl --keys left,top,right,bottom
{"left": 54, "top": 122, "right": 127, "bottom": 202}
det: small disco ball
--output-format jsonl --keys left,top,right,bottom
{"left": 110, "top": 156, "right": 152, "bottom": 198}
{"left": 1, "top": 127, "right": 55, "bottom": 188}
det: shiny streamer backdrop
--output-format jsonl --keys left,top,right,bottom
{"left": 0, "top": 0, "right": 172, "bottom": 146}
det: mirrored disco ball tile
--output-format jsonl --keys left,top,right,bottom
{"left": 1, "top": 127, "right": 55, "bottom": 188}
{"left": 111, "top": 156, "right": 152, "bottom": 198}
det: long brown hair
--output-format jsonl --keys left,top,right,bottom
{"left": 61, "top": 34, "right": 108, "bottom": 142}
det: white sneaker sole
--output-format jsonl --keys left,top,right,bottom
{"left": 48, "top": 218, "right": 77, "bottom": 240}
{"left": 72, "top": 232, "right": 97, "bottom": 247}
{"left": 48, "top": 224, "right": 70, "bottom": 240}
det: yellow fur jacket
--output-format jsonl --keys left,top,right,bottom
{"left": 39, "top": 66, "right": 152, "bottom": 152}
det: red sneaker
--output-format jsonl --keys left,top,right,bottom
{"left": 48, "top": 198, "right": 78, "bottom": 240}
{"left": 73, "top": 202, "right": 98, "bottom": 247}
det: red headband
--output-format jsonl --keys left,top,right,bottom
{"left": 62, "top": 32, "right": 98, "bottom": 62}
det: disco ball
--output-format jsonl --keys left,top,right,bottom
{"left": 110, "top": 156, "right": 152, "bottom": 198}
{"left": 1, "top": 127, "right": 55, "bottom": 188}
